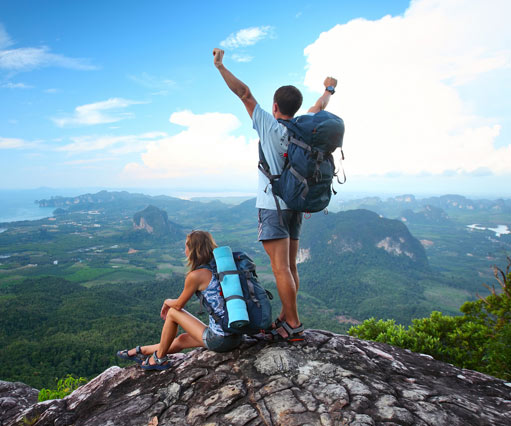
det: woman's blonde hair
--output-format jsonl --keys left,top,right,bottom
{"left": 186, "top": 230, "right": 217, "bottom": 272}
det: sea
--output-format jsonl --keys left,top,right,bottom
{"left": 466, "top": 224, "right": 510, "bottom": 237}
{"left": 0, "top": 189, "right": 79, "bottom": 224}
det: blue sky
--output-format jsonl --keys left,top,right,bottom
{"left": 1, "top": 0, "right": 510, "bottom": 198}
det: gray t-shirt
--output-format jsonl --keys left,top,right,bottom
{"left": 252, "top": 104, "right": 290, "bottom": 210}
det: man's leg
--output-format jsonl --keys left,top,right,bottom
{"left": 262, "top": 237, "right": 301, "bottom": 329}
{"left": 272, "top": 238, "right": 300, "bottom": 325}
{"left": 289, "top": 238, "right": 300, "bottom": 293}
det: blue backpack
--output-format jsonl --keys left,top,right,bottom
{"left": 196, "top": 252, "right": 273, "bottom": 335}
{"left": 258, "top": 110, "right": 345, "bottom": 218}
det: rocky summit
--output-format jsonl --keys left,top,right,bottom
{"left": 2, "top": 330, "right": 511, "bottom": 426}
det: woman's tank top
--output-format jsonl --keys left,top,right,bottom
{"left": 198, "top": 269, "right": 231, "bottom": 336}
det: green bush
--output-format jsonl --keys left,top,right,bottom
{"left": 350, "top": 258, "right": 511, "bottom": 380}
{"left": 38, "top": 374, "right": 88, "bottom": 401}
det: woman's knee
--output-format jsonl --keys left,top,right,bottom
{"left": 166, "top": 307, "right": 179, "bottom": 321}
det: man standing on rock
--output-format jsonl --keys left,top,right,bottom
{"left": 213, "top": 47, "right": 337, "bottom": 341}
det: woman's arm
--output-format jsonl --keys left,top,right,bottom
{"left": 160, "top": 269, "right": 210, "bottom": 319}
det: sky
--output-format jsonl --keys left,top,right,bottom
{"left": 1, "top": 0, "right": 510, "bottom": 198}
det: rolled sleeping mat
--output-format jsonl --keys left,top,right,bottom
{"left": 213, "top": 246, "right": 249, "bottom": 329}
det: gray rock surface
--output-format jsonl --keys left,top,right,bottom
{"left": 0, "top": 380, "right": 39, "bottom": 424}
{"left": 2, "top": 330, "right": 511, "bottom": 425}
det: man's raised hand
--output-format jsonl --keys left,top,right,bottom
{"left": 213, "top": 48, "right": 224, "bottom": 68}
{"left": 324, "top": 76, "right": 338, "bottom": 89}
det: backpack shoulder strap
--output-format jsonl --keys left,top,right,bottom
{"left": 194, "top": 259, "right": 220, "bottom": 319}
{"left": 278, "top": 117, "right": 307, "bottom": 143}
{"left": 196, "top": 258, "right": 216, "bottom": 271}
{"left": 257, "top": 140, "right": 285, "bottom": 226}
{"left": 260, "top": 118, "right": 294, "bottom": 175}
{"left": 258, "top": 140, "right": 280, "bottom": 180}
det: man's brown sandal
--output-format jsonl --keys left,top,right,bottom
{"left": 270, "top": 321, "right": 305, "bottom": 342}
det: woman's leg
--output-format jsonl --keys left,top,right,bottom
{"left": 127, "top": 344, "right": 158, "bottom": 357}
{"left": 145, "top": 308, "right": 207, "bottom": 365}
{"left": 167, "top": 332, "right": 204, "bottom": 353}
{"left": 128, "top": 333, "right": 203, "bottom": 358}
{"left": 128, "top": 309, "right": 207, "bottom": 360}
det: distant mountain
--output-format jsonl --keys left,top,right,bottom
{"left": 338, "top": 193, "right": 511, "bottom": 218}
{"left": 190, "top": 196, "right": 254, "bottom": 205}
{"left": 37, "top": 190, "right": 192, "bottom": 213}
{"left": 400, "top": 205, "right": 451, "bottom": 225}
{"left": 421, "top": 194, "right": 511, "bottom": 213}
{"left": 298, "top": 209, "right": 432, "bottom": 323}
{"left": 338, "top": 195, "right": 417, "bottom": 217}
{"left": 185, "top": 197, "right": 257, "bottom": 227}
{"left": 132, "top": 205, "right": 184, "bottom": 239}
{"left": 35, "top": 190, "right": 236, "bottom": 228}
{"left": 223, "top": 198, "right": 257, "bottom": 223}
{"left": 300, "top": 209, "right": 428, "bottom": 268}
{"left": 38, "top": 190, "right": 154, "bottom": 208}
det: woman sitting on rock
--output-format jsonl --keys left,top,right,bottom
{"left": 117, "top": 230, "right": 242, "bottom": 370}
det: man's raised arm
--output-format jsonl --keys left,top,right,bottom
{"left": 213, "top": 48, "right": 257, "bottom": 118}
{"left": 308, "top": 77, "right": 338, "bottom": 114}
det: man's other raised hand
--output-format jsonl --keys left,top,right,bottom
{"left": 324, "top": 76, "right": 338, "bottom": 89}
{"left": 213, "top": 48, "right": 224, "bottom": 68}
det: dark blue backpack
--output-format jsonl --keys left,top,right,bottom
{"left": 196, "top": 252, "right": 273, "bottom": 335}
{"left": 258, "top": 110, "right": 345, "bottom": 218}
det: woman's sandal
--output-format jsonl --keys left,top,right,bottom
{"left": 270, "top": 321, "right": 305, "bottom": 342}
{"left": 116, "top": 345, "right": 145, "bottom": 364}
{"left": 141, "top": 351, "right": 172, "bottom": 371}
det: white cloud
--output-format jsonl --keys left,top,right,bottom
{"left": 0, "top": 136, "right": 41, "bottom": 149}
{"left": 303, "top": 0, "right": 511, "bottom": 177}
{"left": 0, "top": 24, "right": 96, "bottom": 71}
{"left": 0, "top": 137, "right": 26, "bottom": 149}
{"left": 60, "top": 157, "right": 117, "bottom": 166}
{"left": 123, "top": 110, "right": 257, "bottom": 185}
{"left": 57, "top": 131, "right": 166, "bottom": 153}
{"left": 0, "top": 46, "right": 96, "bottom": 71}
{"left": 52, "top": 98, "right": 147, "bottom": 127}
{"left": 220, "top": 26, "right": 273, "bottom": 49}
{"left": 0, "top": 24, "right": 12, "bottom": 49}
{"left": 231, "top": 53, "right": 254, "bottom": 63}
{"left": 128, "top": 72, "right": 176, "bottom": 93}
{"left": 1, "top": 82, "right": 33, "bottom": 89}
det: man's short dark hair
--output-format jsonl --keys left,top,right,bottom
{"left": 273, "top": 85, "right": 303, "bottom": 117}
